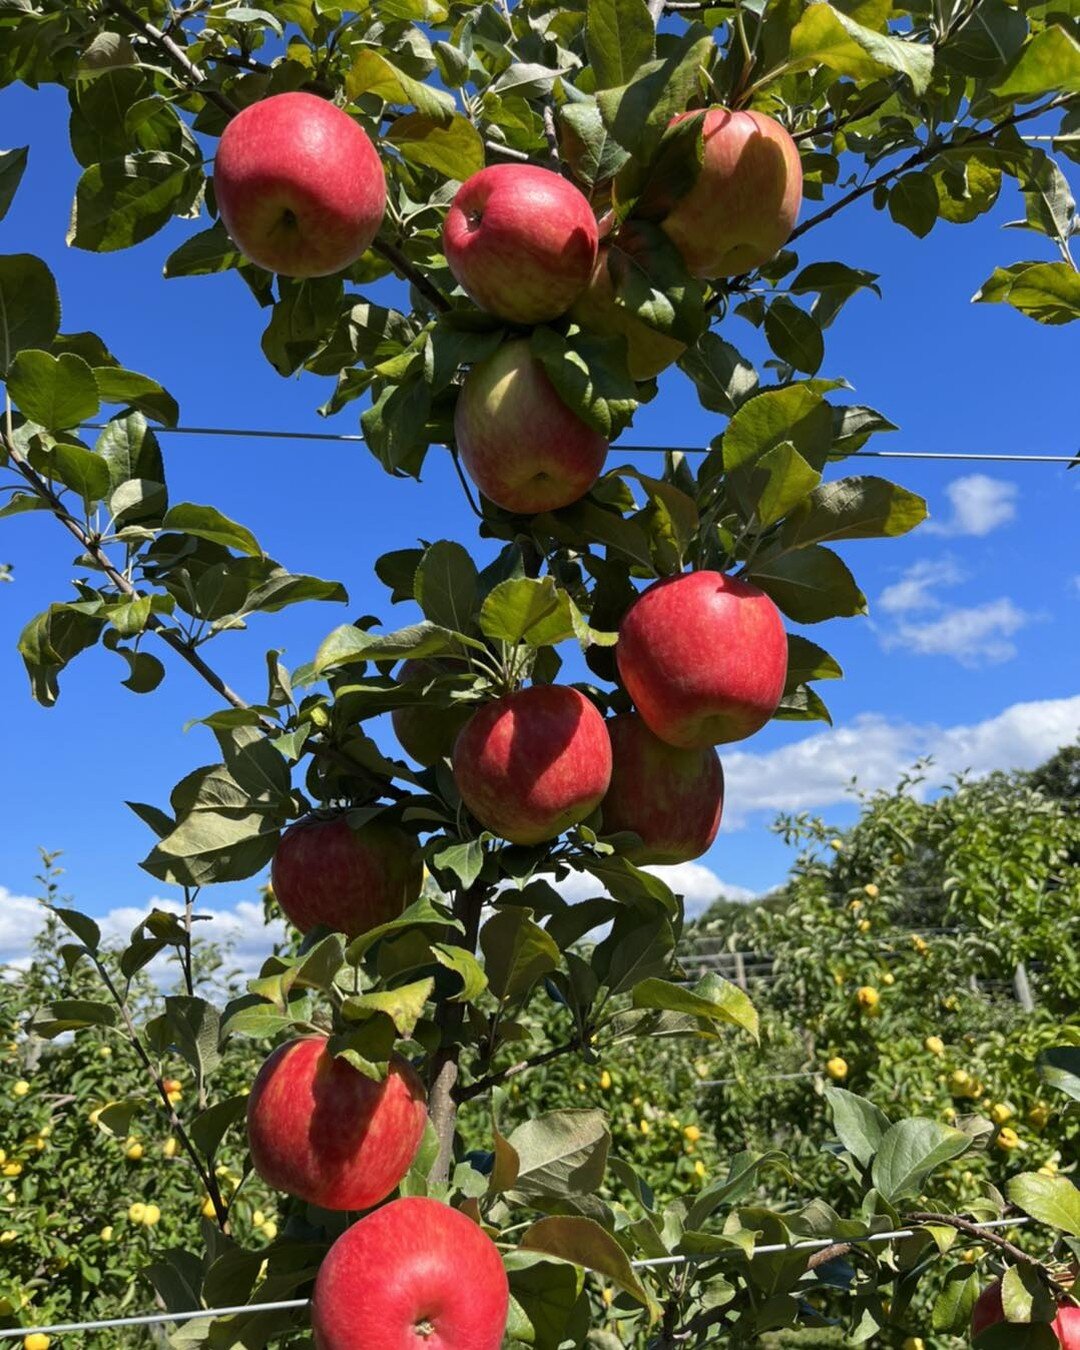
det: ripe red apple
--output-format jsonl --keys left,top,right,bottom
{"left": 214, "top": 91, "right": 386, "bottom": 277}
{"left": 452, "top": 684, "right": 612, "bottom": 845}
{"left": 617, "top": 571, "right": 788, "bottom": 748}
{"left": 570, "top": 244, "right": 686, "bottom": 381}
{"left": 454, "top": 339, "right": 608, "bottom": 514}
{"left": 443, "top": 164, "right": 598, "bottom": 324}
{"left": 660, "top": 108, "right": 802, "bottom": 279}
{"left": 601, "top": 712, "right": 723, "bottom": 864}
{"left": 311, "top": 1196, "right": 509, "bottom": 1350}
{"left": 391, "top": 659, "right": 473, "bottom": 766}
{"left": 972, "top": 1281, "right": 1080, "bottom": 1345}
{"left": 247, "top": 1038, "right": 426, "bottom": 1211}
{"left": 271, "top": 813, "right": 422, "bottom": 938}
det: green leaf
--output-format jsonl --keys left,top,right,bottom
{"left": 481, "top": 908, "right": 562, "bottom": 1003}
{"left": 385, "top": 112, "right": 484, "bottom": 180}
{"left": 479, "top": 576, "right": 577, "bottom": 648}
{"left": 68, "top": 152, "right": 202, "bottom": 252}
{"left": 414, "top": 541, "right": 479, "bottom": 633}
{"left": 0, "top": 147, "right": 28, "bottom": 222}
{"left": 162, "top": 503, "right": 262, "bottom": 557}
{"left": 345, "top": 49, "right": 455, "bottom": 124}
{"left": 0, "top": 254, "right": 60, "bottom": 374}
{"left": 788, "top": 3, "right": 935, "bottom": 93}
{"left": 784, "top": 634, "right": 843, "bottom": 688}
{"left": 764, "top": 298, "right": 824, "bottom": 375}
{"left": 530, "top": 326, "right": 638, "bottom": 440}
{"left": 431, "top": 943, "right": 488, "bottom": 1002}
{"left": 7, "top": 350, "right": 100, "bottom": 430}
{"left": 213, "top": 725, "right": 290, "bottom": 801}
{"left": 49, "top": 906, "right": 102, "bottom": 953}
{"left": 722, "top": 385, "right": 833, "bottom": 473}
{"left": 188, "top": 1096, "right": 248, "bottom": 1161}
{"left": 932, "top": 1265, "right": 981, "bottom": 1333}
{"left": 96, "top": 412, "right": 165, "bottom": 492}
{"left": 871, "top": 1119, "right": 970, "bottom": 1202}
{"left": 94, "top": 367, "right": 179, "bottom": 426}
{"left": 161, "top": 995, "right": 222, "bottom": 1081}
{"left": 344, "top": 894, "right": 461, "bottom": 963}
{"left": 32, "top": 998, "right": 117, "bottom": 1037}
{"left": 51, "top": 442, "right": 112, "bottom": 510}
{"left": 607, "top": 220, "right": 705, "bottom": 345}
{"left": 975, "top": 1325, "right": 1060, "bottom": 1348}
{"left": 1037, "top": 1045, "right": 1080, "bottom": 1101}
{"left": 586, "top": 0, "right": 654, "bottom": 91}
{"left": 974, "top": 261, "right": 1080, "bottom": 325}
{"left": 507, "top": 1109, "right": 610, "bottom": 1200}
{"left": 521, "top": 1216, "right": 653, "bottom": 1308}
{"left": 824, "top": 1087, "right": 891, "bottom": 1168}
{"left": 632, "top": 973, "right": 759, "bottom": 1040}
{"left": 558, "top": 103, "right": 631, "bottom": 188}
{"left": 729, "top": 441, "right": 821, "bottom": 527}
{"left": 679, "top": 332, "right": 758, "bottom": 416}
{"left": 314, "top": 621, "right": 473, "bottom": 676}
{"left": 596, "top": 27, "right": 713, "bottom": 161}
{"left": 432, "top": 839, "right": 485, "bottom": 890}
{"left": 19, "top": 602, "right": 107, "bottom": 705}
{"left": 1006, "top": 1173, "right": 1080, "bottom": 1236}
{"left": 889, "top": 172, "right": 939, "bottom": 238}
{"left": 750, "top": 546, "right": 867, "bottom": 623}
{"left": 341, "top": 977, "right": 434, "bottom": 1037}
{"left": 780, "top": 475, "right": 927, "bottom": 547}
{"left": 991, "top": 24, "right": 1080, "bottom": 100}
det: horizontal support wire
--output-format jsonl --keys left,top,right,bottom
{"left": 76, "top": 425, "right": 1076, "bottom": 462}
{"left": 0, "top": 1219, "right": 1033, "bottom": 1339}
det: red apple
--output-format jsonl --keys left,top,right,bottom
{"left": 391, "top": 659, "right": 473, "bottom": 766}
{"left": 601, "top": 712, "right": 723, "bottom": 864}
{"left": 617, "top": 571, "right": 788, "bottom": 748}
{"left": 271, "top": 813, "right": 422, "bottom": 938}
{"left": 247, "top": 1038, "right": 426, "bottom": 1211}
{"left": 660, "top": 108, "right": 802, "bottom": 279}
{"left": 570, "top": 244, "right": 686, "bottom": 381}
{"left": 452, "top": 684, "right": 612, "bottom": 845}
{"left": 214, "top": 91, "right": 386, "bottom": 277}
{"left": 311, "top": 1196, "right": 509, "bottom": 1350}
{"left": 443, "top": 164, "right": 598, "bottom": 324}
{"left": 972, "top": 1281, "right": 1080, "bottom": 1345}
{"left": 454, "top": 339, "right": 608, "bottom": 514}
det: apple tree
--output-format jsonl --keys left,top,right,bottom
{"left": 1, "top": 0, "right": 1078, "bottom": 1344}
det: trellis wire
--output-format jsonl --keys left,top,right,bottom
{"left": 77, "top": 424, "right": 1077, "bottom": 462}
{"left": 0, "top": 1218, "right": 1034, "bottom": 1340}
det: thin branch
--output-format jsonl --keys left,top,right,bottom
{"left": 3, "top": 431, "right": 254, "bottom": 714}
{"left": 905, "top": 1213, "right": 1072, "bottom": 1298}
{"left": 372, "top": 239, "right": 452, "bottom": 314}
{"left": 450, "top": 448, "right": 484, "bottom": 519}
{"left": 542, "top": 102, "right": 562, "bottom": 173}
{"left": 790, "top": 92, "right": 1077, "bottom": 246}
{"left": 104, "top": 0, "right": 239, "bottom": 117}
{"left": 455, "top": 1038, "right": 580, "bottom": 1102}
{"left": 207, "top": 49, "right": 274, "bottom": 76}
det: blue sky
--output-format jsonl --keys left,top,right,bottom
{"left": 1, "top": 80, "right": 1078, "bottom": 962}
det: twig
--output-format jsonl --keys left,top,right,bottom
{"left": 104, "top": 0, "right": 238, "bottom": 117}
{"left": 372, "top": 239, "right": 452, "bottom": 313}
{"left": 542, "top": 102, "right": 562, "bottom": 173}
{"left": 905, "top": 1212, "right": 1072, "bottom": 1298}
{"left": 455, "top": 1038, "right": 580, "bottom": 1101}
{"left": 3, "top": 431, "right": 254, "bottom": 714}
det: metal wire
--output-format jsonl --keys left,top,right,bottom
{"left": 0, "top": 1218, "right": 1034, "bottom": 1339}
{"left": 77, "top": 425, "right": 1077, "bottom": 462}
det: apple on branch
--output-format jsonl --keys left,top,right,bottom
{"left": 452, "top": 684, "right": 612, "bottom": 845}
{"left": 601, "top": 711, "right": 723, "bottom": 864}
{"left": 271, "top": 813, "right": 422, "bottom": 938}
{"left": 617, "top": 571, "right": 788, "bottom": 748}
{"left": 311, "top": 1196, "right": 510, "bottom": 1350}
{"left": 443, "top": 164, "right": 598, "bottom": 324}
{"left": 453, "top": 339, "right": 608, "bottom": 514}
{"left": 660, "top": 108, "right": 802, "bottom": 279}
{"left": 247, "top": 1039, "right": 427, "bottom": 1211}
{"left": 213, "top": 91, "right": 386, "bottom": 278}
{"left": 972, "top": 1281, "right": 1080, "bottom": 1346}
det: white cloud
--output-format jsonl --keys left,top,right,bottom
{"left": 882, "top": 597, "right": 1034, "bottom": 666}
{"left": 925, "top": 474, "right": 1017, "bottom": 537}
{"left": 528, "top": 863, "right": 756, "bottom": 924}
{"left": 0, "top": 891, "right": 285, "bottom": 984}
{"left": 722, "top": 694, "right": 1080, "bottom": 821}
{"left": 879, "top": 558, "right": 966, "bottom": 615}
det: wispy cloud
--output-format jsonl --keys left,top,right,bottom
{"left": 879, "top": 558, "right": 966, "bottom": 614}
{"left": 883, "top": 597, "right": 1034, "bottom": 666}
{"left": 925, "top": 474, "right": 1017, "bottom": 537}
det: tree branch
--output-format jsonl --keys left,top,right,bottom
{"left": 372, "top": 239, "right": 452, "bottom": 313}
{"left": 790, "top": 92, "right": 1077, "bottom": 246}
{"left": 427, "top": 883, "right": 486, "bottom": 1183}
{"left": 455, "top": 1038, "right": 580, "bottom": 1102}
{"left": 3, "top": 433, "right": 254, "bottom": 714}
{"left": 905, "top": 1213, "right": 1072, "bottom": 1298}
{"left": 104, "top": 0, "right": 239, "bottom": 117}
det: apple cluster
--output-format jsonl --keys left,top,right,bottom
{"left": 216, "top": 88, "right": 802, "bottom": 1350}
